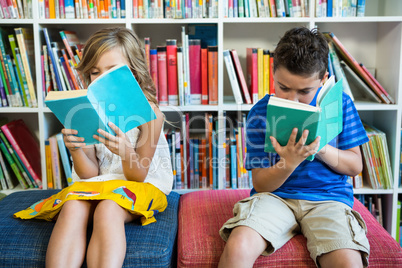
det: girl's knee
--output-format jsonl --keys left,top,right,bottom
{"left": 61, "top": 200, "right": 91, "bottom": 215}
{"left": 93, "top": 200, "right": 125, "bottom": 221}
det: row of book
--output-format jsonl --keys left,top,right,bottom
{"left": 0, "top": 27, "right": 37, "bottom": 107}
{"left": 355, "top": 194, "right": 384, "bottom": 227}
{"left": 134, "top": 0, "right": 219, "bottom": 19}
{"left": 325, "top": 32, "right": 394, "bottom": 104}
{"left": 0, "top": 119, "right": 42, "bottom": 190}
{"left": 41, "top": 29, "right": 86, "bottom": 95}
{"left": 315, "top": 0, "right": 366, "bottom": 18}
{"left": 45, "top": 133, "right": 73, "bottom": 189}
{"left": 145, "top": 24, "right": 218, "bottom": 106}
{"left": 38, "top": 0, "right": 126, "bottom": 19}
{"left": 0, "top": 0, "right": 32, "bottom": 19}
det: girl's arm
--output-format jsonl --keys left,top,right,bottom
{"left": 61, "top": 128, "right": 99, "bottom": 179}
{"left": 252, "top": 128, "right": 320, "bottom": 193}
{"left": 95, "top": 105, "right": 164, "bottom": 182}
{"left": 315, "top": 145, "right": 363, "bottom": 176}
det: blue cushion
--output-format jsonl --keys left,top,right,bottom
{"left": 0, "top": 190, "right": 179, "bottom": 267}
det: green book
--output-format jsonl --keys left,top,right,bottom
{"left": 45, "top": 64, "right": 157, "bottom": 145}
{"left": 264, "top": 75, "right": 343, "bottom": 161}
{"left": 0, "top": 139, "right": 28, "bottom": 189}
{"left": 397, "top": 200, "right": 401, "bottom": 243}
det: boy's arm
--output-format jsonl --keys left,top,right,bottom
{"left": 253, "top": 128, "right": 320, "bottom": 193}
{"left": 315, "top": 145, "right": 363, "bottom": 176}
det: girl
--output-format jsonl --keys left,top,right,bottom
{"left": 14, "top": 27, "right": 174, "bottom": 268}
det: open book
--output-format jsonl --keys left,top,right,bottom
{"left": 264, "top": 75, "right": 343, "bottom": 161}
{"left": 45, "top": 64, "right": 156, "bottom": 145}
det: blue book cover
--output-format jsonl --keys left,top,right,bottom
{"left": 230, "top": 143, "right": 237, "bottom": 189}
{"left": 56, "top": 132, "right": 73, "bottom": 186}
{"left": 45, "top": 64, "right": 157, "bottom": 145}
{"left": 42, "top": 28, "right": 64, "bottom": 92}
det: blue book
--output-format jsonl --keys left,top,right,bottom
{"left": 230, "top": 143, "right": 237, "bottom": 189}
{"left": 42, "top": 28, "right": 64, "bottom": 92}
{"left": 45, "top": 64, "right": 157, "bottom": 145}
{"left": 327, "top": 0, "right": 333, "bottom": 17}
{"left": 357, "top": 0, "right": 365, "bottom": 17}
{"left": 56, "top": 133, "right": 73, "bottom": 186}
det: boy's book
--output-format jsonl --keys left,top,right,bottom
{"left": 264, "top": 75, "right": 343, "bottom": 161}
{"left": 44, "top": 64, "right": 157, "bottom": 145}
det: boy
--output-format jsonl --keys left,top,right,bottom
{"left": 219, "top": 27, "right": 370, "bottom": 268}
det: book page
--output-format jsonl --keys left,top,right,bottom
{"left": 45, "top": 90, "right": 88, "bottom": 101}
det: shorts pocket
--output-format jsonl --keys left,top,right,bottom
{"left": 231, "top": 195, "right": 261, "bottom": 222}
{"left": 346, "top": 209, "right": 369, "bottom": 250}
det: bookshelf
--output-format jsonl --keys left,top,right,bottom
{"left": 0, "top": 0, "right": 401, "bottom": 239}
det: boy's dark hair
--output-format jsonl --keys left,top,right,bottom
{"left": 273, "top": 27, "right": 329, "bottom": 79}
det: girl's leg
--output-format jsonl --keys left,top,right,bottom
{"left": 46, "top": 200, "right": 94, "bottom": 268}
{"left": 86, "top": 200, "right": 137, "bottom": 268}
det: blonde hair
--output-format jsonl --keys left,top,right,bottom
{"left": 76, "top": 27, "right": 158, "bottom": 106}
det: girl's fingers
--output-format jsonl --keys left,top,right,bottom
{"left": 108, "top": 122, "right": 124, "bottom": 136}
{"left": 61, "top": 128, "right": 78, "bottom": 135}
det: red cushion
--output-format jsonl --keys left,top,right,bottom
{"left": 177, "top": 189, "right": 402, "bottom": 267}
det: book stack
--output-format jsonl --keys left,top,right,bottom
{"left": 224, "top": 47, "right": 273, "bottom": 104}
{"left": 325, "top": 32, "right": 394, "bottom": 104}
{"left": 223, "top": 0, "right": 310, "bottom": 18}
{"left": 0, "top": 119, "right": 42, "bottom": 190}
{"left": 145, "top": 25, "right": 218, "bottom": 106}
{"left": 0, "top": 1, "right": 33, "bottom": 19}
{"left": 361, "top": 123, "right": 393, "bottom": 190}
{"left": 0, "top": 27, "right": 37, "bottom": 108}
{"left": 41, "top": 29, "right": 86, "bottom": 96}
{"left": 38, "top": 0, "right": 127, "bottom": 19}
{"left": 45, "top": 133, "right": 73, "bottom": 189}
{"left": 166, "top": 112, "right": 219, "bottom": 190}
{"left": 133, "top": 0, "right": 218, "bottom": 18}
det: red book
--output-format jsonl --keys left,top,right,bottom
{"left": 144, "top": 37, "right": 151, "bottom": 73}
{"left": 208, "top": 46, "right": 218, "bottom": 105}
{"left": 1, "top": 119, "right": 42, "bottom": 188}
{"left": 230, "top": 49, "right": 251, "bottom": 104}
{"left": 326, "top": 32, "right": 390, "bottom": 104}
{"left": 247, "top": 48, "right": 258, "bottom": 103}
{"left": 189, "top": 39, "right": 201, "bottom": 105}
{"left": 201, "top": 48, "right": 208, "bottom": 105}
{"left": 269, "top": 52, "right": 275, "bottom": 95}
{"left": 150, "top": 48, "right": 158, "bottom": 97}
{"left": 157, "top": 46, "right": 168, "bottom": 106}
{"left": 61, "top": 49, "right": 80, "bottom": 90}
{"left": 166, "top": 39, "right": 178, "bottom": 105}
{"left": 360, "top": 63, "right": 394, "bottom": 104}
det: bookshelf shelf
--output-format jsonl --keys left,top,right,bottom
{"left": 0, "top": 0, "right": 401, "bottom": 241}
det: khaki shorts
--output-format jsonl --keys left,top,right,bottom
{"left": 219, "top": 192, "right": 370, "bottom": 267}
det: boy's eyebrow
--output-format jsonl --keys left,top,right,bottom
{"left": 277, "top": 81, "right": 315, "bottom": 91}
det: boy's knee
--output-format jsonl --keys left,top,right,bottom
{"left": 318, "top": 249, "right": 363, "bottom": 268}
{"left": 224, "top": 227, "right": 266, "bottom": 261}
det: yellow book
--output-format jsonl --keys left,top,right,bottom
{"left": 14, "top": 28, "right": 37, "bottom": 107}
{"left": 257, "top": 48, "right": 264, "bottom": 100}
{"left": 45, "top": 140, "right": 53, "bottom": 189}
{"left": 263, "top": 49, "right": 270, "bottom": 96}
{"left": 49, "top": 0, "right": 56, "bottom": 18}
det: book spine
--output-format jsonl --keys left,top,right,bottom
{"left": 247, "top": 47, "right": 258, "bottom": 103}
{"left": 263, "top": 49, "right": 270, "bottom": 96}
{"left": 0, "top": 140, "right": 27, "bottom": 189}
{"left": 230, "top": 49, "right": 251, "bottom": 104}
{"left": 0, "top": 149, "right": 12, "bottom": 189}
{"left": 157, "top": 46, "right": 168, "bottom": 106}
{"left": 48, "top": 135, "right": 62, "bottom": 189}
{"left": 144, "top": 37, "right": 151, "bottom": 73}
{"left": 5, "top": 54, "right": 22, "bottom": 106}
{"left": 177, "top": 47, "right": 185, "bottom": 106}
{"left": 201, "top": 47, "right": 208, "bottom": 105}
{"left": 61, "top": 49, "right": 79, "bottom": 90}
{"left": 207, "top": 46, "right": 218, "bottom": 105}
{"left": 188, "top": 39, "right": 201, "bottom": 105}
{"left": 166, "top": 39, "right": 178, "bottom": 105}
{"left": 15, "top": 48, "right": 32, "bottom": 105}
{"left": 360, "top": 63, "right": 394, "bottom": 104}
{"left": 269, "top": 52, "right": 275, "bottom": 95}
{"left": 150, "top": 48, "right": 158, "bottom": 100}
{"left": 56, "top": 133, "right": 73, "bottom": 186}
{"left": 44, "top": 139, "right": 53, "bottom": 189}
{"left": 59, "top": 31, "right": 78, "bottom": 66}
{"left": 223, "top": 49, "right": 243, "bottom": 104}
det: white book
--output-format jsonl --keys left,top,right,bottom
{"left": 223, "top": 50, "right": 243, "bottom": 104}
{"left": 177, "top": 47, "right": 185, "bottom": 106}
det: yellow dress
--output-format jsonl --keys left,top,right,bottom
{"left": 14, "top": 127, "right": 174, "bottom": 225}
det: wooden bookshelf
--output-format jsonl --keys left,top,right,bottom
{"left": 0, "top": 0, "right": 401, "bottom": 239}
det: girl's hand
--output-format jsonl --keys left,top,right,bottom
{"left": 94, "top": 122, "right": 134, "bottom": 157}
{"left": 61, "top": 128, "right": 87, "bottom": 151}
{"left": 270, "top": 128, "right": 321, "bottom": 169}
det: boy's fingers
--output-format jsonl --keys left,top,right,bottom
{"left": 287, "top": 128, "right": 298, "bottom": 145}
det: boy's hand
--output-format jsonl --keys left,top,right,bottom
{"left": 94, "top": 122, "right": 134, "bottom": 158}
{"left": 61, "top": 128, "right": 88, "bottom": 151}
{"left": 270, "top": 128, "right": 320, "bottom": 169}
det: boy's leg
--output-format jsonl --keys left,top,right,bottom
{"left": 46, "top": 200, "right": 94, "bottom": 268}
{"left": 299, "top": 200, "right": 370, "bottom": 268}
{"left": 219, "top": 226, "right": 267, "bottom": 268}
{"left": 219, "top": 193, "right": 299, "bottom": 268}
{"left": 86, "top": 199, "right": 137, "bottom": 268}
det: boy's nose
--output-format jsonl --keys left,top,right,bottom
{"left": 286, "top": 92, "right": 299, "bottom": 102}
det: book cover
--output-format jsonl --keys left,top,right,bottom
{"left": 246, "top": 47, "right": 258, "bottom": 103}
{"left": 264, "top": 76, "right": 343, "bottom": 161}
{"left": 166, "top": 39, "right": 178, "bottom": 105}
{"left": 48, "top": 134, "right": 62, "bottom": 189}
{"left": 1, "top": 119, "right": 42, "bottom": 187}
{"left": 45, "top": 64, "right": 157, "bottom": 145}
{"left": 201, "top": 47, "right": 208, "bottom": 105}
{"left": 223, "top": 49, "right": 243, "bottom": 104}
{"left": 44, "top": 139, "right": 53, "bottom": 189}
{"left": 150, "top": 48, "right": 158, "bottom": 97}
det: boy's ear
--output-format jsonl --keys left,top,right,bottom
{"left": 321, "top": 72, "right": 329, "bottom": 85}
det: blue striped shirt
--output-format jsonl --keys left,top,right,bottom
{"left": 245, "top": 91, "right": 369, "bottom": 208}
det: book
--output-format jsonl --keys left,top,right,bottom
{"left": 166, "top": 39, "right": 178, "bottom": 105}
{"left": 1, "top": 119, "right": 42, "bottom": 188}
{"left": 230, "top": 49, "right": 252, "bottom": 104}
{"left": 207, "top": 46, "right": 218, "bottom": 105}
{"left": 264, "top": 75, "right": 343, "bottom": 161}
{"left": 48, "top": 134, "right": 62, "bottom": 189}
{"left": 223, "top": 49, "right": 243, "bottom": 104}
{"left": 157, "top": 46, "right": 168, "bottom": 106}
{"left": 45, "top": 64, "right": 157, "bottom": 145}
{"left": 56, "top": 132, "right": 73, "bottom": 186}
{"left": 247, "top": 48, "right": 258, "bottom": 103}
{"left": 189, "top": 39, "right": 201, "bottom": 105}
